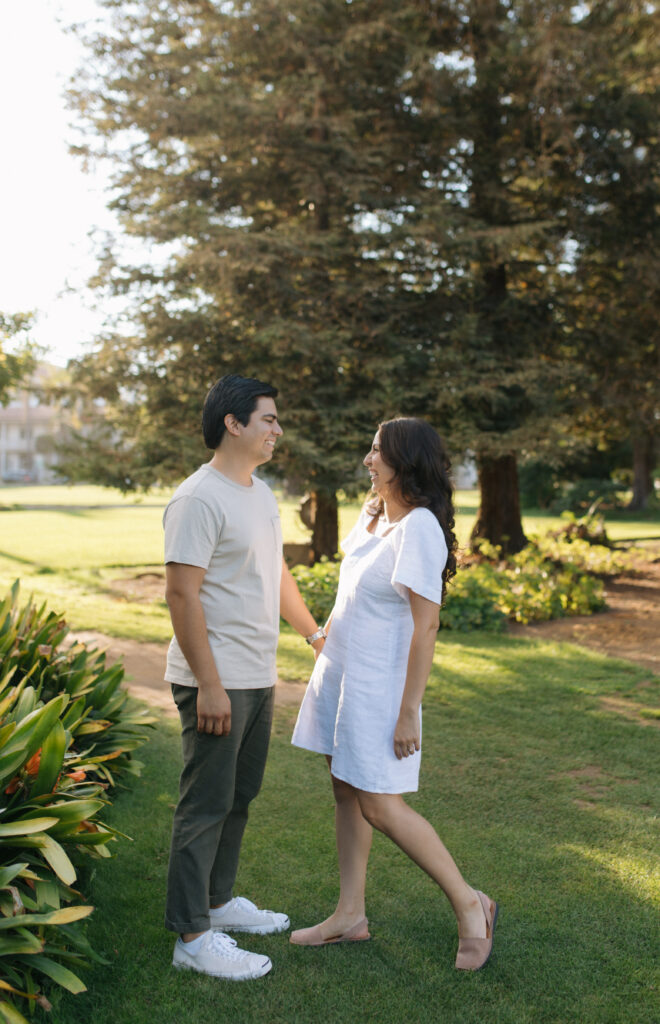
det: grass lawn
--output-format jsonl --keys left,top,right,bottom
{"left": 48, "top": 632, "right": 659, "bottom": 1024}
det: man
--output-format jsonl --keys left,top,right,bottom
{"left": 163, "top": 374, "right": 326, "bottom": 981}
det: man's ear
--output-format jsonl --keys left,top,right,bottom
{"left": 224, "top": 413, "right": 241, "bottom": 437}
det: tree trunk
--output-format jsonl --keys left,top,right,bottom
{"left": 627, "top": 431, "right": 656, "bottom": 511}
{"left": 299, "top": 490, "right": 339, "bottom": 562}
{"left": 471, "top": 454, "right": 527, "bottom": 555}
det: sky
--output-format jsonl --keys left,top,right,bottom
{"left": 0, "top": 0, "right": 117, "bottom": 366}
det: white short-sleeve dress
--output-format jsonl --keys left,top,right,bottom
{"left": 291, "top": 505, "right": 448, "bottom": 794}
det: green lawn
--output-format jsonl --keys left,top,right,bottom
{"left": 3, "top": 486, "right": 658, "bottom": 1021}
{"left": 48, "top": 633, "right": 659, "bottom": 1024}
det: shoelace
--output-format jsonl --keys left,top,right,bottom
{"left": 207, "top": 931, "right": 249, "bottom": 961}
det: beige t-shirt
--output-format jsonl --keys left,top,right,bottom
{"left": 163, "top": 464, "right": 282, "bottom": 689}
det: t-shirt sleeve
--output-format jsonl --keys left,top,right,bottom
{"left": 163, "top": 495, "right": 221, "bottom": 569}
{"left": 391, "top": 509, "right": 448, "bottom": 604}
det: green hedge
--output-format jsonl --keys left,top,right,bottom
{"left": 0, "top": 583, "right": 154, "bottom": 1024}
{"left": 290, "top": 521, "right": 631, "bottom": 632}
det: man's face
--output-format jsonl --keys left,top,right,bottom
{"left": 237, "top": 396, "right": 283, "bottom": 465}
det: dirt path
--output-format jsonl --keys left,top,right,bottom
{"left": 70, "top": 545, "right": 660, "bottom": 717}
{"left": 67, "top": 633, "right": 308, "bottom": 717}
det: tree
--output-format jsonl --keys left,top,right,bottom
{"left": 409, "top": 1, "right": 659, "bottom": 543}
{"left": 65, "top": 0, "right": 458, "bottom": 556}
{"left": 66, "top": 0, "right": 657, "bottom": 555}
{"left": 562, "top": 1, "right": 659, "bottom": 510}
{"left": 381, "top": 1, "right": 592, "bottom": 553}
{"left": 0, "top": 313, "right": 37, "bottom": 404}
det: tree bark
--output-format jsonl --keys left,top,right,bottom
{"left": 627, "top": 431, "right": 656, "bottom": 511}
{"left": 471, "top": 454, "right": 527, "bottom": 555}
{"left": 299, "top": 490, "right": 339, "bottom": 562}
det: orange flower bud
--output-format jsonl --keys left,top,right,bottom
{"left": 25, "top": 751, "right": 41, "bottom": 776}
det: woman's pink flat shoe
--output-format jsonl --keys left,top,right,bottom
{"left": 290, "top": 917, "right": 370, "bottom": 947}
{"left": 455, "top": 891, "right": 498, "bottom": 971}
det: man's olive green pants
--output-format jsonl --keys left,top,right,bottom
{"left": 164, "top": 684, "right": 274, "bottom": 935}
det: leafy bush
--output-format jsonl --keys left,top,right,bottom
{"left": 547, "top": 509, "right": 611, "bottom": 546}
{"left": 538, "top": 511, "right": 638, "bottom": 576}
{"left": 484, "top": 543, "right": 606, "bottom": 624}
{"left": 290, "top": 558, "right": 340, "bottom": 624}
{"left": 440, "top": 570, "right": 507, "bottom": 631}
{"left": 0, "top": 583, "right": 154, "bottom": 1023}
{"left": 551, "top": 477, "right": 623, "bottom": 513}
{"left": 440, "top": 542, "right": 606, "bottom": 629}
{"left": 291, "top": 538, "right": 609, "bottom": 633}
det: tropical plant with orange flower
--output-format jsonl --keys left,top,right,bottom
{"left": 0, "top": 582, "right": 155, "bottom": 1024}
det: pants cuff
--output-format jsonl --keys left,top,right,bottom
{"left": 164, "top": 913, "right": 210, "bottom": 935}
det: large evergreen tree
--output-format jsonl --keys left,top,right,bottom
{"left": 66, "top": 0, "right": 450, "bottom": 556}
{"left": 562, "top": 1, "right": 659, "bottom": 510}
{"left": 398, "top": 1, "right": 593, "bottom": 552}
{"left": 65, "top": 0, "right": 656, "bottom": 554}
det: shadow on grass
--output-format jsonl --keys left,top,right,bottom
{"left": 51, "top": 635, "right": 659, "bottom": 1024}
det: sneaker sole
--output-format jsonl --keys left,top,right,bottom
{"left": 172, "top": 957, "right": 272, "bottom": 981}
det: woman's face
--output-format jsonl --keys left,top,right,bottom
{"left": 363, "top": 432, "right": 396, "bottom": 496}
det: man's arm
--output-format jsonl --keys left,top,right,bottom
{"left": 165, "top": 562, "right": 232, "bottom": 734}
{"left": 280, "top": 559, "right": 326, "bottom": 657}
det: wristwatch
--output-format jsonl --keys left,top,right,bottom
{"left": 305, "top": 628, "right": 327, "bottom": 645}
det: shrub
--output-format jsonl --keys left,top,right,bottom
{"left": 539, "top": 512, "right": 638, "bottom": 576}
{"left": 290, "top": 538, "right": 610, "bottom": 633}
{"left": 0, "top": 583, "right": 154, "bottom": 1023}
{"left": 440, "top": 570, "right": 507, "bottom": 631}
{"left": 551, "top": 477, "right": 623, "bottom": 513}
{"left": 440, "top": 544, "right": 606, "bottom": 628}
{"left": 488, "top": 544, "right": 606, "bottom": 623}
{"left": 290, "top": 558, "right": 340, "bottom": 624}
{"left": 547, "top": 509, "right": 611, "bottom": 546}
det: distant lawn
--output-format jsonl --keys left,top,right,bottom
{"left": 49, "top": 632, "right": 659, "bottom": 1024}
{"left": 0, "top": 486, "right": 657, "bottom": 643}
{"left": 0, "top": 483, "right": 171, "bottom": 507}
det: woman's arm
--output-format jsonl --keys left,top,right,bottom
{"left": 393, "top": 590, "right": 440, "bottom": 760}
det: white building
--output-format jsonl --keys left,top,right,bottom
{"left": 0, "top": 364, "right": 67, "bottom": 484}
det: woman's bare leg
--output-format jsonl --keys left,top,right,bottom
{"left": 357, "top": 791, "right": 486, "bottom": 938}
{"left": 306, "top": 760, "right": 373, "bottom": 940}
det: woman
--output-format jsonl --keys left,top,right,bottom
{"left": 290, "top": 417, "right": 498, "bottom": 971}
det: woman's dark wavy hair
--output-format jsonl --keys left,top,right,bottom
{"left": 367, "top": 417, "right": 458, "bottom": 599}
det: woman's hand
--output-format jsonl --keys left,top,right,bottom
{"left": 393, "top": 707, "right": 420, "bottom": 759}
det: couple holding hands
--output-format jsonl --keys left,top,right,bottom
{"left": 162, "top": 374, "right": 497, "bottom": 982}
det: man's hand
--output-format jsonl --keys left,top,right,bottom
{"left": 196, "top": 683, "right": 232, "bottom": 735}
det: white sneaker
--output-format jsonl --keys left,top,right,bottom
{"left": 172, "top": 930, "right": 272, "bottom": 981}
{"left": 209, "top": 896, "right": 290, "bottom": 935}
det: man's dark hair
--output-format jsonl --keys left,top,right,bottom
{"left": 202, "top": 374, "right": 278, "bottom": 450}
